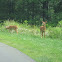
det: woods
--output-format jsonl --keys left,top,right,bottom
{"left": 0, "top": 0, "right": 62, "bottom": 26}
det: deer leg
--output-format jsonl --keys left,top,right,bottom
{"left": 40, "top": 31, "right": 42, "bottom": 38}
{"left": 9, "top": 29, "right": 12, "bottom": 33}
{"left": 15, "top": 29, "right": 18, "bottom": 34}
{"left": 44, "top": 32, "right": 45, "bottom": 38}
{"left": 42, "top": 32, "right": 43, "bottom": 38}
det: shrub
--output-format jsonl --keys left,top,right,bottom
{"left": 48, "top": 26, "right": 62, "bottom": 39}
{"left": 57, "top": 20, "right": 62, "bottom": 27}
{"left": 1, "top": 20, "right": 40, "bottom": 36}
{"left": 0, "top": 20, "right": 20, "bottom": 32}
{"left": 4, "top": 20, "right": 20, "bottom": 26}
{"left": 57, "top": 20, "right": 62, "bottom": 31}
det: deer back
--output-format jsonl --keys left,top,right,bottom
{"left": 6, "top": 26, "right": 18, "bottom": 30}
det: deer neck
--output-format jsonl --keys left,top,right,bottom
{"left": 42, "top": 25, "right": 46, "bottom": 27}
{"left": 43, "top": 25, "right": 46, "bottom": 29}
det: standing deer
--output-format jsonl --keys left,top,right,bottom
{"left": 6, "top": 25, "right": 18, "bottom": 34}
{"left": 40, "top": 21, "right": 47, "bottom": 38}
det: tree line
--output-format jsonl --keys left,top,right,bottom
{"left": 0, "top": 0, "right": 62, "bottom": 26}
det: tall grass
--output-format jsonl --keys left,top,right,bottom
{"left": 48, "top": 26, "right": 62, "bottom": 39}
{"left": 1, "top": 20, "right": 40, "bottom": 36}
{"left": 0, "top": 20, "right": 62, "bottom": 39}
{"left": 47, "top": 20, "right": 62, "bottom": 39}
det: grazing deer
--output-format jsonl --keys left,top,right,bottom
{"left": 6, "top": 25, "right": 18, "bottom": 34}
{"left": 40, "top": 21, "right": 47, "bottom": 38}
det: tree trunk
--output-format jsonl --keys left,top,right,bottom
{"left": 43, "top": 1, "right": 48, "bottom": 21}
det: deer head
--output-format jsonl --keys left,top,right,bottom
{"left": 42, "top": 21, "right": 47, "bottom": 26}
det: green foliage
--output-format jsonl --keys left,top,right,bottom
{"left": 1, "top": 20, "right": 62, "bottom": 40}
{"left": 57, "top": 20, "right": 62, "bottom": 27}
{"left": 0, "top": 20, "right": 20, "bottom": 33}
{"left": 48, "top": 26, "right": 62, "bottom": 39}
{"left": 0, "top": 0, "right": 62, "bottom": 26}
{"left": 23, "top": 20, "right": 28, "bottom": 26}
{"left": 0, "top": 20, "right": 40, "bottom": 36}
{"left": 4, "top": 20, "right": 20, "bottom": 27}
{"left": 20, "top": 21, "right": 40, "bottom": 36}
{"left": 47, "top": 20, "right": 62, "bottom": 39}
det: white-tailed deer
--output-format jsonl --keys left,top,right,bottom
{"left": 6, "top": 25, "right": 18, "bottom": 34}
{"left": 40, "top": 21, "right": 47, "bottom": 38}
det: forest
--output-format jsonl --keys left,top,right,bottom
{"left": 0, "top": 0, "right": 62, "bottom": 26}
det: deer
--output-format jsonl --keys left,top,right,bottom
{"left": 40, "top": 21, "right": 47, "bottom": 38}
{"left": 6, "top": 25, "right": 18, "bottom": 34}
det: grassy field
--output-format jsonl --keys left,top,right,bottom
{"left": 0, "top": 31, "right": 62, "bottom": 62}
{"left": 0, "top": 21, "right": 62, "bottom": 62}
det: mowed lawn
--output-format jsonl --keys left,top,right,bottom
{"left": 0, "top": 31, "right": 62, "bottom": 62}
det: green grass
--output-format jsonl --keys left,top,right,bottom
{"left": 0, "top": 31, "right": 62, "bottom": 62}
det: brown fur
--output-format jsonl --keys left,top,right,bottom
{"left": 40, "top": 21, "right": 47, "bottom": 38}
{"left": 6, "top": 25, "right": 18, "bottom": 34}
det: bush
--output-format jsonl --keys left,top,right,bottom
{"left": 4, "top": 20, "right": 20, "bottom": 26}
{"left": 0, "top": 20, "right": 20, "bottom": 32}
{"left": 0, "top": 20, "right": 40, "bottom": 36}
{"left": 57, "top": 20, "right": 62, "bottom": 31}
{"left": 57, "top": 20, "right": 62, "bottom": 27}
{"left": 48, "top": 26, "right": 62, "bottom": 39}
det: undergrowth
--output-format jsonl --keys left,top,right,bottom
{"left": 0, "top": 20, "right": 62, "bottom": 39}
